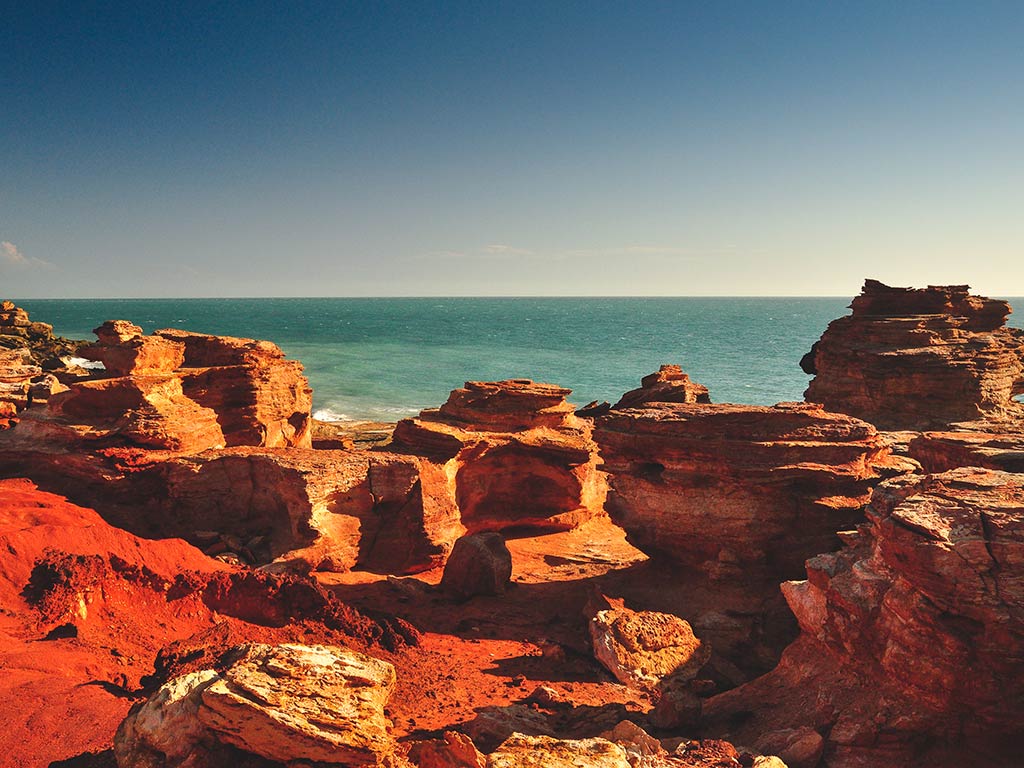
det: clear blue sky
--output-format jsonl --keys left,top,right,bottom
{"left": 2, "top": 1, "right": 1021, "bottom": 297}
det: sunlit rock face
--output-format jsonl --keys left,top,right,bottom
{"left": 802, "top": 279, "right": 1024, "bottom": 430}
{"left": 391, "top": 379, "right": 607, "bottom": 534}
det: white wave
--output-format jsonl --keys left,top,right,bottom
{"left": 64, "top": 356, "right": 105, "bottom": 370}
{"left": 313, "top": 407, "right": 351, "bottom": 422}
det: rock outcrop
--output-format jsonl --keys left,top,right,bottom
{"left": 594, "top": 401, "right": 913, "bottom": 584}
{"left": 802, "top": 280, "right": 1024, "bottom": 430}
{"left": 0, "top": 302, "right": 75, "bottom": 420}
{"left": 612, "top": 365, "right": 711, "bottom": 409}
{"left": 908, "top": 429, "right": 1024, "bottom": 474}
{"left": 8, "top": 319, "right": 313, "bottom": 451}
{"left": 391, "top": 380, "right": 607, "bottom": 533}
{"left": 704, "top": 468, "right": 1024, "bottom": 767}
{"left": 115, "top": 643, "right": 397, "bottom": 767}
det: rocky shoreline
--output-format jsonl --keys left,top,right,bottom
{"left": 1, "top": 279, "right": 1022, "bottom": 767}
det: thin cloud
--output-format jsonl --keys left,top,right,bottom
{"left": 415, "top": 243, "right": 728, "bottom": 263}
{"left": 1, "top": 241, "right": 56, "bottom": 271}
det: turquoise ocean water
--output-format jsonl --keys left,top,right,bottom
{"left": 16, "top": 298, "right": 1024, "bottom": 422}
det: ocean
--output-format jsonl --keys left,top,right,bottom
{"left": 16, "top": 297, "right": 1024, "bottom": 422}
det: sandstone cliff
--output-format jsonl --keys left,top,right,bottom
{"left": 802, "top": 280, "right": 1024, "bottom": 430}
{"left": 704, "top": 468, "right": 1024, "bottom": 767}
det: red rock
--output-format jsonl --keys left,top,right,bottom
{"left": 594, "top": 401, "right": 913, "bottom": 583}
{"left": 612, "top": 365, "right": 711, "bottom": 409}
{"left": 0, "top": 477, "right": 417, "bottom": 766}
{"left": 157, "top": 328, "right": 313, "bottom": 448}
{"left": 704, "top": 468, "right": 1024, "bottom": 767}
{"left": 803, "top": 280, "right": 1024, "bottom": 430}
{"left": 440, "top": 532, "right": 513, "bottom": 601}
{"left": 82, "top": 321, "right": 185, "bottom": 376}
{"left": 908, "top": 429, "right": 1024, "bottom": 474}
{"left": 391, "top": 380, "right": 607, "bottom": 534}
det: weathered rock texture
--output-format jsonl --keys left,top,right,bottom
{"left": 0, "top": 445, "right": 462, "bottom": 574}
{"left": 613, "top": 365, "right": 711, "bottom": 410}
{"left": 115, "top": 643, "right": 397, "bottom": 767}
{"left": 802, "top": 280, "right": 1024, "bottom": 430}
{"left": 705, "top": 468, "right": 1024, "bottom": 767}
{"left": 9, "top": 319, "right": 313, "bottom": 451}
{"left": 909, "top": 429, "right": 1024, "bottom": 474}
{"left": 440, "top": 532, "right": 513, "bottom": 601}
{"left": 589, "top": 604, "right": 710, "bottom": 691}
{"left": 391, "top": 380, "right": 607, "bottom": 533}
{"left": 0, "top": 301, "right": 75, "bottom": 419}
{"left": 594, "top": 401, "right": 913, "bottom": 584}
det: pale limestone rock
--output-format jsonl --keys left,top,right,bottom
{"left": 589, "top": 606, "right": 710, "bottom": 691}
{"left": 487, "top": 734, "right": 631, "bottom": 768}
{"left": 198, "top": 643, "right": 396, "bottom": 765}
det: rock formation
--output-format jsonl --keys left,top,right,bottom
{"left": 391, "top": 380, "right": 607, "bottom": 533}
{"left": 594, "top": 401, "right": 913, "bottom": 584}
{"left": 589, "top": 603, "right": 710, "bottom": 691}
{"left": 704, "top": 468, "right": 1024, "bottom": 767}
{"left": 8, "top": 319, "right": 313, "bottom": 451}
{"left": 908, "top": 429, "right": 1024, "bottom": 474}
{"left": 0, "top": 301, "right": 76, "bottom": 420}
{"left": 115, "top": 642, "right": 398, "bottom": 768}
{"left": 0, "top": 478, "right": 415, "bottom": 766}
{"left": 802, "top": 280, "right": 1024, "bottom": 430}
{"left": 612, "top": 365, "right": 711, "bottom": 409}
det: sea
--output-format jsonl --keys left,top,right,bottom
{"left": 16, "top": 297, "right": 1024, "bottom": 422}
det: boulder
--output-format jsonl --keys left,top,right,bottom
{"left": 115, "top": 643, "right": 397, "bottom": 767}
{"left": 440, "top": 532, "right": 513, "bottom": 600}
{"left": 589, "top": 605, "right": 710, "bottom": 691}
{"left": 407, "top": 731, "right": 486, "bottom": 768}
{"left": 392, "top": 380, "right": 607, "bottom": 534}
{"left": 803, "top": 280, "right": 1024, "bottom": 430}
{"left": 487, "top": 734, "right": 631, "bottom": 768}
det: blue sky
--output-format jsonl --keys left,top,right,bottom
{"left": 2, "top": 1, "right": 1022, "bottom": 297}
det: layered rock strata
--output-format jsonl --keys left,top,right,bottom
{"left": 391, "top": 380, "right": 607, "bottom": 533}
{"left": 705, "top": 468, "right": 1024, "bottom": 767}
{"left": 802, "top": 280, "right": 1024, "bottom": 430}
{"left": 613, "top": 365, "right": 711, "bottom": 409}
{"left": 0, "top": 301, "right": 76, "bottom": 419}
{"left": 10, "top": 319, "right": 312, "bottom": 451}
{"left": 594, "top": 401, "right": 913, "bottom": 584}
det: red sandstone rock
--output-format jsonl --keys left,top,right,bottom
{"left": 704, "top": 468, "right": 1024, "bottom": 767}
{"left": 908, "top": 429, "right": 1024, "bottom": 473}
{"left": 440, "top": 532, "right": 513, "bottom": 601}
{"left": 156, "top": 328, "right": 313, "bottom": 448}
{"left": 0, "top": 478, "right": 417, "bottom": 766}
{"left": 83, "top": 321, "right": 186, "bottom": 376}
{"left": 594, "top": 401, "right": 914, "bottom": 584}
{"left": 612, "top": 365, "right": 711, "bottom": 409}
{"left": 803, "top": 280, "right": 1024, "bottom": 430}
{"left": 391, "top": 380, "right": 607, "bottom": 534}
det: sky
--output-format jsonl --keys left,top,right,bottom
{"left": 1, "top": 1, "right": 1022, "bottom": 298}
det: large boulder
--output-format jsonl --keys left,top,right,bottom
{"left": 115, "top": 643, "right": 397, "bottom": 767}
{"left": 802, "top": 280, "right": 1024, "bottom": 430}
{"left": 612, "top": 365, "right": 711, "bottom": 410}
{"left": 440, "top": 532, "right": 513, "bottom": 601}
{"left": 391, "top": 380, "right": 607, "bottom": 534}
